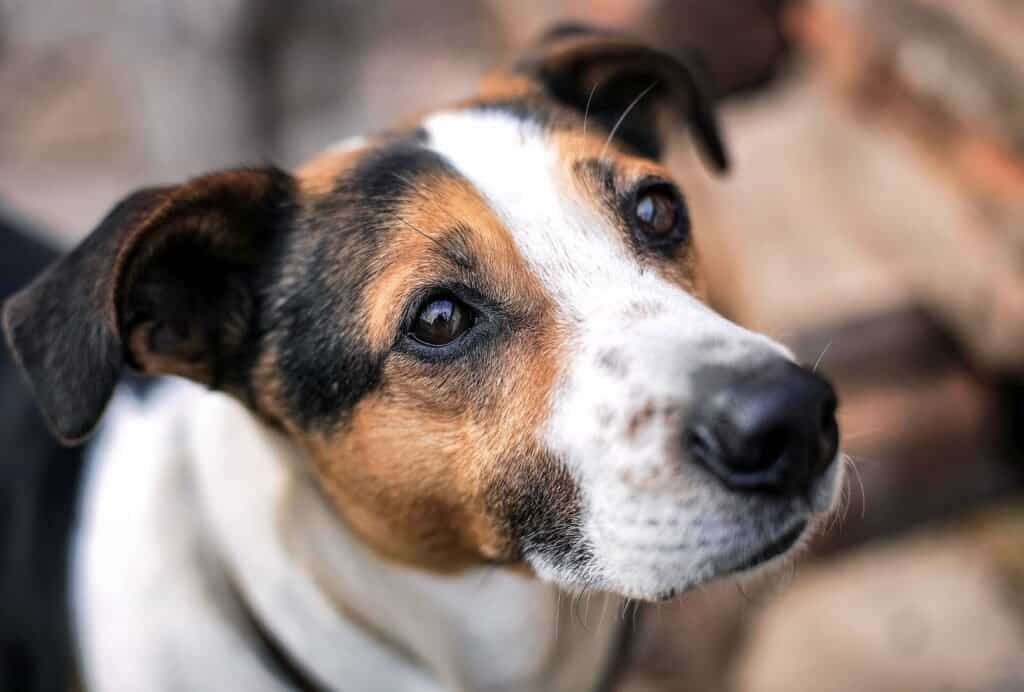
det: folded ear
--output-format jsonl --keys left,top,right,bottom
{"left": 2, "top": 168, "right": 294, "bottom": 445}
{"left": 510, "top": 22, "right": 728, "bottom": 171}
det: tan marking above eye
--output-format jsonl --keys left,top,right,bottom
{"left": 360, "top": 174, "right": 546, "bottom": 352}
{"left": 553, "top": 131, "right": 702, "bottom": 292}
{"left": 296, "top": 145, "right": 369, "bottom": 197}
{"left": 476, "top": 71, "right": 538, "bottom": 101}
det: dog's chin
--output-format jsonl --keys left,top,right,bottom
{"left": 597, "top": 515, "right": 812, "bottom": 603}
{"left": 573, "top": 458, "right": 844, "bottom": 603}
{"left": 649, "top": 517, "right": 811, "bottom": 602}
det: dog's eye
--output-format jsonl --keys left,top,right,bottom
{"left": 410, "top": 295, "right": 475, "bottom": 346}
{"left": 632, "top": 184, "right": 688, "bottom": 249}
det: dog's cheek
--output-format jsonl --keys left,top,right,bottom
{"left": 298, "top": 330, "right": 567, "bottom": 572}
{"left": 482, "top": 448, "right": 592, "bottom": 571}
{"left": 302, "top": 393, "right": 486, "bottom": 571}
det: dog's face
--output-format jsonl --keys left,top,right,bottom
{"left": 3, "top": 26, "right": 841, "bottom": 601}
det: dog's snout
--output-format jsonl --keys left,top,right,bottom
{"left": 686, "top": 361, "right": 838, "bottom": 494}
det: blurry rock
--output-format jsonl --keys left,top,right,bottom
{"left": 791, "top": 306, "right": 1020, "bottom": 553}
{"left": 734, "top": 506, "right": 1024, "bottom": 692}
{"left": 792, "top": 0, "right": 1024, "bottom": 371}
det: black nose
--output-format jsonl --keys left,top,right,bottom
{"left": 686, "top": 361, "right": 839, "bottom": 494}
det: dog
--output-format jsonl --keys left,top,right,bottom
{"left": 1, "top": 24, "right": 843, "bottom": 692}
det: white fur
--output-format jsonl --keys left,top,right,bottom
{"left": 74, "top": 382, "right": 620, "bottom": 692}
{"left": 424, "top": 110, "right": 842, "bottom": 599}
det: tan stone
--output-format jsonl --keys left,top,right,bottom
{"left": 734, "top": 511, "right": 1024, "bottom": 692}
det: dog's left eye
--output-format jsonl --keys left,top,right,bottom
{"left": 410, "top": 294, "right": 475, "bottom": 346}
{"left": 631, "top": 184, "right": 688, "bottom": 249}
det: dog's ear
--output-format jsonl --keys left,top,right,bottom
{"left": 1, "top": 167, "right": 294, "bottom": 445}
{"left": 508, "top": 22, "right": 728, "bottom": 171}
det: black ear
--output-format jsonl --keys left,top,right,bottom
{"left": 515, "top": 22, "right": 728, "bottom": 171}
{"left": 2, "top": 168, "right": 294, "bottom": 445}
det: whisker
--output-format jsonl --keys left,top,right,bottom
{"left": 391, "top": 171, "right": 417, "bottom": 188}
{"left": 735, "top": 579, "right": 755, "bottom": 605}
{"left": 834, "top": 474, "right": 852, "bottom": 530}
{"left": 841, "top": 428, "right": 884, "bottom": 442}
{"left": 583, "top": 591, "right": 593, "bottom": 630}
{"left": 812, "top": 339, "right": 833, "bottom": 373}
{"left": 396, "top": 215, "right": 446, "bottom": 253}
{"left": 554, "top": 589, "right": 562, "bottom": 643}
{"left": 600, "top": 81, "right": 659, "bottom": 160}
{"left": 571, "top": 590, "right": 584, "bottom": 628}
{"left": 582, "top": 80, "right": 600, "bottom": 140}
{"left": 843, "top": 453, "right": 867, "bottom": 519}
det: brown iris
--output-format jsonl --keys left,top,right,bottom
{"left": 411, "top": 295, "right": 473, "bottom": 346}
{"left": 634, "top": 188, "right": 678, "bottom": 238}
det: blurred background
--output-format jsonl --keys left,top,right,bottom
{"left": 1, "top": 0, "right": 1023, "bottom": 690}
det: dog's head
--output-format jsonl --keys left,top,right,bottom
{"left": 3, "top": 26, "right": 841, "bottom": 600}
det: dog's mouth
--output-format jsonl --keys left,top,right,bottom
{"left": 643, "top": 518, "right": 811, "bottom": 602}
{"left": 719, "top": 519, "right": 807, "bottom": 577}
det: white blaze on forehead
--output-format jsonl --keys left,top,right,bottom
{"left": 422, "top": 109, "right": 773, "bottom": 351}
{"left": 423, "top": 110, "right": 647, "bottom": 315}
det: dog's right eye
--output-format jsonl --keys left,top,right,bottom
{"left": 629, "top": 182, "right": 690, "bottom": 253}
{"left": 410, "top": 294, "right": 475, "bottom": 346}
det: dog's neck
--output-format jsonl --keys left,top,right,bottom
{"left": 74, "top": 382, "right": 623, "bottom": 692}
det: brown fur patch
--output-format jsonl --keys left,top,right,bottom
{"left": 476, "top": 70, "right": 538, "bottom": 101}
{"left": 556, "top": 131, "right": 702, "bottom": 292}
{"left": 296, "top": 143, "right": 369, "bottom": 197}
{"left": 626, "top": 400, "right": 657, "bottom": 440}
{"left": 286, "top": 167, "right": 569, "bottom": 571}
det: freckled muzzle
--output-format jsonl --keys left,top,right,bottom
{"left": 685, "top": 360, "right": 839, "bottom": 496}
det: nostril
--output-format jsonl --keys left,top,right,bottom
{"left": 820, "top": 395, "right": 837, "bottom": 435}
{"left": 756, "top": 426, "right": 791, "bottom": 471}
{"left": 817, "top": 394, "right": 840, "bottom": 470}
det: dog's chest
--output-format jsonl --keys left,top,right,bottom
{"left": 73, "top": 382, "right": 621, "bottom": 692}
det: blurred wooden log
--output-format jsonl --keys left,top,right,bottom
{"left": 791, "top": 305, "right": 1023, "bottom": 553}
{"left": 790, "top": 0, "right": 1024, "bottom": 371}
{"left": 734, "top": 504, "right": 1024, "bottom": 692}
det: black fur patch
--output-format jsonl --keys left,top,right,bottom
{"left": 513, "top": 22, "right": 729, "bottom": 170}
{"left": 488, "top": 454, "right": 595, "bottom": 576}
{"left": 270, "top": 141, "right": 460, "bottom": 429}
{"left": 0, "top": 213, "right": 83, "bottom": 692}
{"left": 2, "top": 168, "right": 297, "bottom": 445}
{"left": 2, "top": 189, "right": 165, "bottom": 444}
